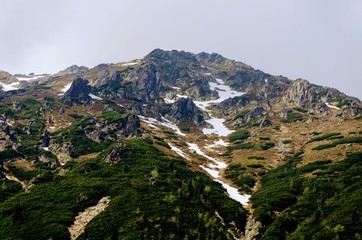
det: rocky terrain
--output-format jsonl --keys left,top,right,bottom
{"left": 0, "top": 49, "right": 361, "bottom": 240}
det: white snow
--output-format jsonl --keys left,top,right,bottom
{"left": 139, "top": 116, "right": 159, "bottom": 129}
{"left": 184, "top": 75, "right": 250, "bottom": 206}
{"left": 265, "top": 78, "right": 268, "bottom": 83}
{"left": 88, "top": 93, "right": 103, "bottom": 100}
{"left": 206, "top": 139, "right": 229, "bottom": 148}
{"left": 160, "top": 116, "right": 186, "bottom": 136}
{"left": 43, "top": 147, "right": 50, "bottom": 151}
{"left": 176, "top": 94, "right": 189, "bottom": 99}
{"left": 17, "top": 75, "right": 44, "bottom": 81}
{"left": 0, "top": 82, "right": 19, "bottom": 91}
{"left": 199, "top": 165, "right": 220, "bottom": 179}
{"left": 58, "top": 82, "right": 72, "bottom": 96}
{"left": 187, "top": 142, "right": 227, "bottom": 169}
{"left": 169, "top": 144, "right": 189, "bottom": 159}
{"left": 171, "top": 86, "right": 181, "bottom": 90}
{"left": 139, "top": 115, "right": 185, "bottom": 136}
{"left": 0, "top": 120, "right": 11, "bottom": 126}
{"left": 216, "top": 180, "right": 251, "bottom": 205}
{"left": 325, "top": 102, "right": 340, "bottom": 110}
{"left": 203, "top": 117, "right": 234, "bottom": 137}
{"left": 122, "top": 61, "right": 139, "bottom": 66}
{"left": 163, "top": 98, "right": 176, "bottom": 104}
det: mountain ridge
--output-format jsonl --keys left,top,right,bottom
{"left": 0, "top": 49, "right": 361, "bottom": 239}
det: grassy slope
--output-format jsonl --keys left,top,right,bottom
{"left": 0, "top": 139, "right": 247, "bottom": 240}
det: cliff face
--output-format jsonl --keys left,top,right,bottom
{"left": 285, "top": 79, "right": 318, "bottom": 109}
{"left": 166, "top": 98, "right": 206, "bottom": 125}
{"left": 61, "top": 77, "right": 91, "bottom": 105}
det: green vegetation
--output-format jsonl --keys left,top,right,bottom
{"left": 14, "top": 119, "right": 45, "bottom": 161}
{"left": 225, "top": 164, "right": 254, "bottom": 193}
{"left": 248, "top": 156, "right": 265, "bottom": 160}
{"left": 282, "top": 112, "right": 305, "bottom": 123}
{"left": 312, "top": 137, "right": 362, "bottom": 151}
{"left": 247, "top": 164, "right": 263, "bottom": 168}
{"left": 259, "top": 137, "right": 271, "bottom": 141}
{"left": 309, "top": 132, "right": 341, "bottom": 142}
{"left": 68, "top": 113, "right": 84, "bottom": 120}
{"left": 0, "top": 139, "right": 247, "bottom": 239}
{"left": 282, "top": 139, "right": 292, "bottom": 144}
{"left": 251, "top": 153, "right": 362, "bottom": 239}
{"left": 99, "top": 110, "right": 125, "bottom": 122}
{"left": 13, "top": 98, "right": 42, "bottom": 120}
{"left": 261, "top": 142, "right": 275, "bottom": 150}
{"left": 293, "top": 107, "right": 308, "bottom": 113}
{"left": 228, "top": 142, "right": 254, "bottom": 151}
{"left": 228, "top": 130, "right": 250, "bottom": 142}
{"left": 0, "top": 180, "right": 22, "bottom": 202}
{"left": 51, "top": 118, "right": 113, "bottom": 158}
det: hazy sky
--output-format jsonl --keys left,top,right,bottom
{"left": 1, "top": 0, "right": 361, "bottom": 99}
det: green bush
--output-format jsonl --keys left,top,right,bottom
{"left": 228, "top": 130, "right": 250, "bottom": 142}
{"left": 228, "top": 142, "right": 254, "bottom": 151}
{"left": 248, "top": 156, "right": 265, "bottom": 160}
{"left": 247, "top": 164, "right": 263, "bottom": 168}
{"left": 251, "top": 152, "right": 362, "bottom": 239}
{"left": 309, "top": 132, "right": 341, "bottom": 142}
{"left": 261, "top": 142, "right": 275, "bottom": 150}
{"left": 0, "top": 139, "right": 248, "bottom": 240}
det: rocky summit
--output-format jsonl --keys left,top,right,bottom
{"left": 0, "top": 49, "right": 361, "bottom": 240}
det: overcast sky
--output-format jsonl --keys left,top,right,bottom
{"left": 1, "top": 0, "right": 361, "bottom": 99}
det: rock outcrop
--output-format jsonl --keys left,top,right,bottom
{"left": 0, "top": 71, "right": 18, "bottom": 84}
{"left": 285, "top": 79, "right": 318, "bottom": 109}
{"left": 61, "top": 77, "right": 91, "bottom": 105}
{"left": 102, "top": 142, "right": 132, "bottom": 164}
{"left": 166, "top": 98, "right": 206, "bottom": 125}
{"left": 55, "top": 65, "right": 89, "bottom": 77}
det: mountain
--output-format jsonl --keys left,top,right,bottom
{"left": 0, "top": 49, "right": 361, "bottom": 240}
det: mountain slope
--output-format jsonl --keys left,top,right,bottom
{"left": 0, "top": 49, "right": 361, "bottom": 239}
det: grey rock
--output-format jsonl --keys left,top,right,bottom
{"left": 58, "top": 107, "right": 65, "bottom": 114}
{"left": 166, "top": 98, "right": 206, "bottom": 125}
{"left": 102, "top": 141, "right": 132, "bottom": 164}
{"left": 61, "top": 77, "right": 91, "bottom": 105}
{"left": 286, "top": 79, "right": 318, "bottom": 108}
{"left": 55, "top": 65, "right": 89, "bottom": 76}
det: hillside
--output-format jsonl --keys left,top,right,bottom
{"left": 0, "top": 49, "right": 361, "bottom": 239}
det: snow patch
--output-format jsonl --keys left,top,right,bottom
{"left": 200, "top": 165, "right": 220, "bottom": 179}
{"left": 203, "top": 117, "right": 234, "bottom": 137}
{"left": 58, "top": 82, "right": 72, "bottom": 96}
{"left": 216, "top": 180, "right": 251, "bottom": 205}
{"left": 325, "top": 102, "right": 340, "bottom": 110}
{"left": 169, "top": 144, "right": 188, "bottom": 159}
{"left": 43, "top": 147, "right": 50, "bottom": 151}
{"left": 206, "top": 139, "right": 229, "bottom": 148}
{"left": 139, "top": 116, "right": 185, "bottom": 136}
{"left": 122, "top": 61, "right": 139, "bottom": 66}
{"left": 88, "top": 93, "right": 103, "bottom": 100}
{"left": 187, "top": 142, "right": 227, "bottom": 169}
{"left": 0, "top": 82, "right": 19, "bottom": 91}
{"left": 17, "top": 75, "right": 44, "bottom": 81}
{"left": 160, "top": 116, "right": 186, "bottom": 136}
{"left": 163, "top": 98, "right": 176, "bottom": 104}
